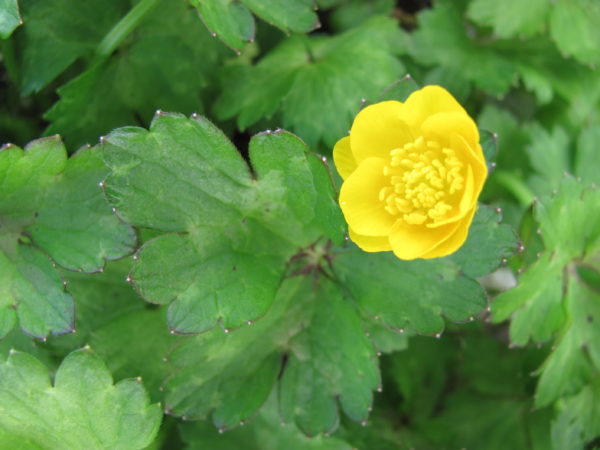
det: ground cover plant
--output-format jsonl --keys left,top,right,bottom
{"left": 1, "top": 0, "right": 600, "bottom": 448}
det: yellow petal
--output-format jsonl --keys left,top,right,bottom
{"left": 402, "top": 85, "right": 466, "bottom": 131}
{"left": 339, "top": 157, "right": 396, "bottom": 236}
{"left": 350, "top": 101, "right": 413, "bottom": 164}
{"left": 421, "top": 111, "right": 479, "bottom": 149}
{"left": 333, "top": 136, "right": 357, "bottom": 180}
{"left": 349, "top": 227, "right": 392, "bottom": 252}
{"left": 389, "top": 219, "right": 462, "bottom": 260}
{"left": 451, "top": 133, "right": 488, "bottom": 191}
{"left": 421, "top": 206, "right": 477, "bottom": 259}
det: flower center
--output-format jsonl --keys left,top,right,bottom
{"left": 379, "top": 136, "right": 465, "bottom": 225}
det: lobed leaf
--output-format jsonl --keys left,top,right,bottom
{"left": 102, "top": 113, "right": 343, "bottom": 334}
{"left": 0, "top": 349, "right": 162, "bottom": 450}
{"left": 0, "top": 137, "right": 135, "bottom": 338}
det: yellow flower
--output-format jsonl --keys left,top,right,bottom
{"left": 333, "top": 85, "right": 487, "bottom": 260}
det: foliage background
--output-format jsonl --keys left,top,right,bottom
{"left": 1, "top": 0, "right": 600, "bottom": 448}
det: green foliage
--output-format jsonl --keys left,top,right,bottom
{"left": 3, "top": 0, "right": 600, "bottom": 447}
{"left": 0, "top": 136, "right": 134, "bottom": 338}
{"left": 102, "top": 112, "right": 343, "bottom": 333}
{"left": 190, "top": 0, "right": 319, "bottom": 51}
{"left": 0, "top": 0, "right": 20, "bottom": 38}
{"left": 0, "top": 349, "right": 162, "bottom": 449}
{"left": 214, "top": 16, "right": 406, "bottom": 148}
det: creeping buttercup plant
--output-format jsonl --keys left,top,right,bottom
{"left": 1, "top": 1, "right": 599, "bottom": 449}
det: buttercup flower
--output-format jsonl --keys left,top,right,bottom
{"left": 333, "top": 85, "right": 487, "bottom": 260}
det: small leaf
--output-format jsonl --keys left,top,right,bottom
{"left": 190, "top": 0, "right": 254, "bottom": 51}
{"left": 550, "top": 0, "right": 600, "bottom": 66}
{"left": 0, "top": 0, "right": 21, "bottom": 39}
{"left": 0, "top": 349, "right": 162, "bottom": 449}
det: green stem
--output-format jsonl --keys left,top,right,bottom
{"left": 95, "top": 0, "right": 160, "bottom": 59}
{"left": 494, "top": 171, "right": 536, "bottom": 206}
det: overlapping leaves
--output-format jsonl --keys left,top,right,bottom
{"left": 190, "top": 0, "right": 319, "bottom": 51}
{"left": 101, "top": 112, "right": 344, "bottom": 334}
{"left": 0, "top": 137, "right": 134, "bottom": 339}
{"left": 214, "top": 16, "right": 406, "bottom": 148}
{"left": 99, "top": 114, "right": 516, "bottom": 436}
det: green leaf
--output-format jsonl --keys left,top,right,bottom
{"left": 14, "top": 0, "right": 126, "bottom": 94}
{"left": 0, "top": 0, "right": 21, "bottom": 38}
{"left": 214, "top": 16, "right": 405, "bottom": 148}
{"left": 550, "top": 0, "right": 600, "bottom": 66}
{"left": 525, "top": 125, "right": 571, "bottom": 196}
{"left": 333, "top": 245, "right": 487, "bottom": 335}
{"left": 279, "top": 278, "right": 379, "bottom": 436}
{"left": 0, "top": 349, "right": 162, "bottom": 449}
{"left": 190, "top": 0, "right": 320, "bottom": 52}
{"left": 102, "top": 113, "right": 342, "bottom": 333}
{"left": 574, "top": 124, "right": 600, "bottom": 186}
{"left": 467, "top": 0, "right": 549, "bottom": 38}
{"left": 48, "top": 259, "right": 147, "bottom": 352}
{"left": 180, "top": 393, "right": 352, "bottom": 449}
{"left": 492, "top": 179, "right": 600, "bottom": 344}
{"left": 535, "top": 279, "right": 600, "bottom": 407}
{"left": 449, "top": 206, "right": 519, "bottom": 278}
{"left": 551, "top": 378, "right": 600, "bottom": 450}
{"left": 412, "top": 2, "right": 516, "bottom": 96}
{"left": 164, "top": 274, "right": 379, "bottom": 435}
{"left": 190, "top": 0, "right": 254, "bottom": 51}
{"left": 90, "top": 307, "right": 181, "bottom": 402}
{"left": 0, "top": 137, "right": 134, "bottom": 338}
{"left": 45, "top": 0, "right": 227, "bottom": 149}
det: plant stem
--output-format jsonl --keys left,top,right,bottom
{"left": 493, "top": 171, "right": 535, "bottom": 206}
{"left": 95, "top": 0, "right": 160, "bottom": 59}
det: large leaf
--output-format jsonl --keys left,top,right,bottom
{"left": 213, "top": 16, "right": 405, "bottom": 148}
{"left": 102, "top": 113, "right": 343, "bottom": 333}
{"left": 0, "top": 349, "right": 162, "bottom": 449}
{"left": 190, "top": 0, "right": 319, "bottom": 51}
{"left": 0, "top": 0, "right": 21, "bottom": 38}
{"left": 0, "top": 137, "right": 135, "bottom": 338}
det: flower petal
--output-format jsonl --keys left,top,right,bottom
{"left": 421, "top": 111, "right": 480, "bottom": 149}
{"left": 349, "top": 227, "right": 392, "bottom": 252}
{"left": 339, "top": 157, "right": 396, "bottom": 236}
{"left": 333, "top": 136, "right": 357, "bottom": 180}
{"left": 451, "top": 133, "right": 487, "bottom": 190}
{"left": 402, "top": 85, "right": 467, "bottom": 130}
{"left": 389, "top": 218, "right": 462, "bottom": 260}
{"left": 350, "top": 101, "right": 413, "bottom": 164}
{"left": 420, "top": 206, "right": 477, "bottom": 259}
